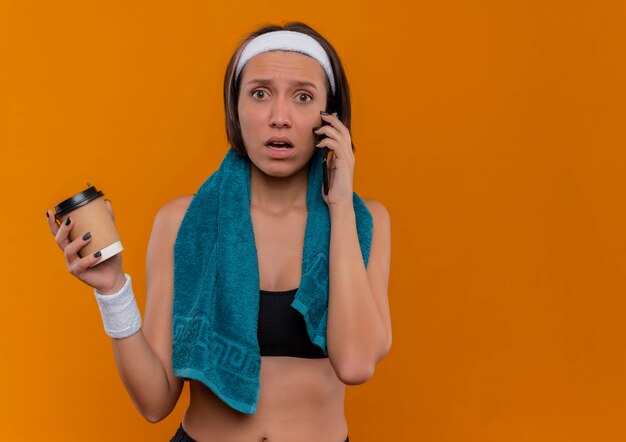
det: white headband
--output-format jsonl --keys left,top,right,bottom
{"left": 234, "top": 30, "right": 336, "bottom": 96}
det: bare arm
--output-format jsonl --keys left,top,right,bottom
{"left": 103, "top": 196, "right": 192, "bottom": 422}
{"left": 46, "top": 196, "right": 193, "bottom": 422}
{"left": 326, "top": 198, "right": 392, "bottom": 385}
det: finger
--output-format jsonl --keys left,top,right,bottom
{"left": 320, "top": 112, "right": 349, "bottom": 137}
{"left": 315, "top": 124, "right": 354, "bottom": 161}
{"left": 315, "top": 138, "right": 341, "bottom": 153}
{"left": 316, "top": 121, "right": 351, "bottom": 148}
{"left": 69, "top": 249, "right": 102, "bottom": 275}
{"left": 64, "top": 231, "right": 93, "bottom": 267}
{"left": 55, "top": 216, "right": 73, "bottom": 252}
{"left": 316, "top": 139, "right": 353, "bottom": 164}
{"left": 313, "top": 124, "right": 343, "bottom": 143}
{"left": 46, "top": 209, "right": 61, "bottom": 236}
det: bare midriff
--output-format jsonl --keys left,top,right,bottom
{"left": 182, "top": 356, "right": 348, "bottom": 442}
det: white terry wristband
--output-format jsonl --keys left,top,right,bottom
{"left": 94, "top": 273, "right": 142, "bottom": 339}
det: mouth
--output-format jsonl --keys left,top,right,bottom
{"left": 265, "top": 137, "right": 294, "bottom": 150}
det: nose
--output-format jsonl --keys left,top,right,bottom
{"left": 269, "top": 98, "right": 291, "bottom": 128}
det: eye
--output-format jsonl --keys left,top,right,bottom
{"left": 297, "top": 93, "right": 313, "bottom": 103}
{"left": 251, "top": 89, "right": 267, "bottom": 99}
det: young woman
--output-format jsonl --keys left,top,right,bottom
{"left": 46, "top": 22, "right": 392, "bottom": 442}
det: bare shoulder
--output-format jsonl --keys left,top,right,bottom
{"left": 145, "top": 194, "right": 195, "bottom": 294}
{"left": 362, "top": 197, "right": 391, "bottom": 224}
{"left": 160, "top": 195, "right": 194, "bottom": 219}
{"left": 361, "top": 196, "right": 391, "bottom": 250}
{"left": 154, "top": 195, "right": 194, "bottom": 232}
{"left": 145, "top": 193, "right": 195, "bottom": 289}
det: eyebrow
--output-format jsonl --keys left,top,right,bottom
{"left": 244, "top": 78, "right": 319, "bottom": 91}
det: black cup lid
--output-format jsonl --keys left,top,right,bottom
{"left": 54, "top": 183, "right": 105, "bottom": 221}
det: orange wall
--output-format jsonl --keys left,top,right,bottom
{"left": 2, "top": 1, "right": 626, "bottom": 440}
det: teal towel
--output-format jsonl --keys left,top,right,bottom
{"left": 172, "top": 146, "right": 373, "bottom": 414}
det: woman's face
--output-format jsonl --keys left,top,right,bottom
{"left": 237, "top": 50, "right": 328, "bottom": 176}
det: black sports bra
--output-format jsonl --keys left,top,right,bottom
{"left": 258, "top": 288, "right": 327, "bottom": 359}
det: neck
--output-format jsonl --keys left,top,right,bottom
{"left": 250, "top": 161, "right": 308, "bottom": 215}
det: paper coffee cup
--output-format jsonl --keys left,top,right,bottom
{"left": 54, "top": 183, "right": 123, "bottom": 267}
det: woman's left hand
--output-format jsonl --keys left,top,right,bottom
{"left": 314, "top": 111, "right": 355, "bottom": 209}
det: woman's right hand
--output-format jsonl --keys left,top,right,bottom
{"left": 46, "top": 199, "right": 126, "bottom": 295}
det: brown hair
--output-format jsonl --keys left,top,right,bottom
{"left": 223, "top": 22, "right": 355, "bottom": 157}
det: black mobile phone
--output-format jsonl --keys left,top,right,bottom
{"left": 319, "top": 108, "right": 336, "bottom": 196}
